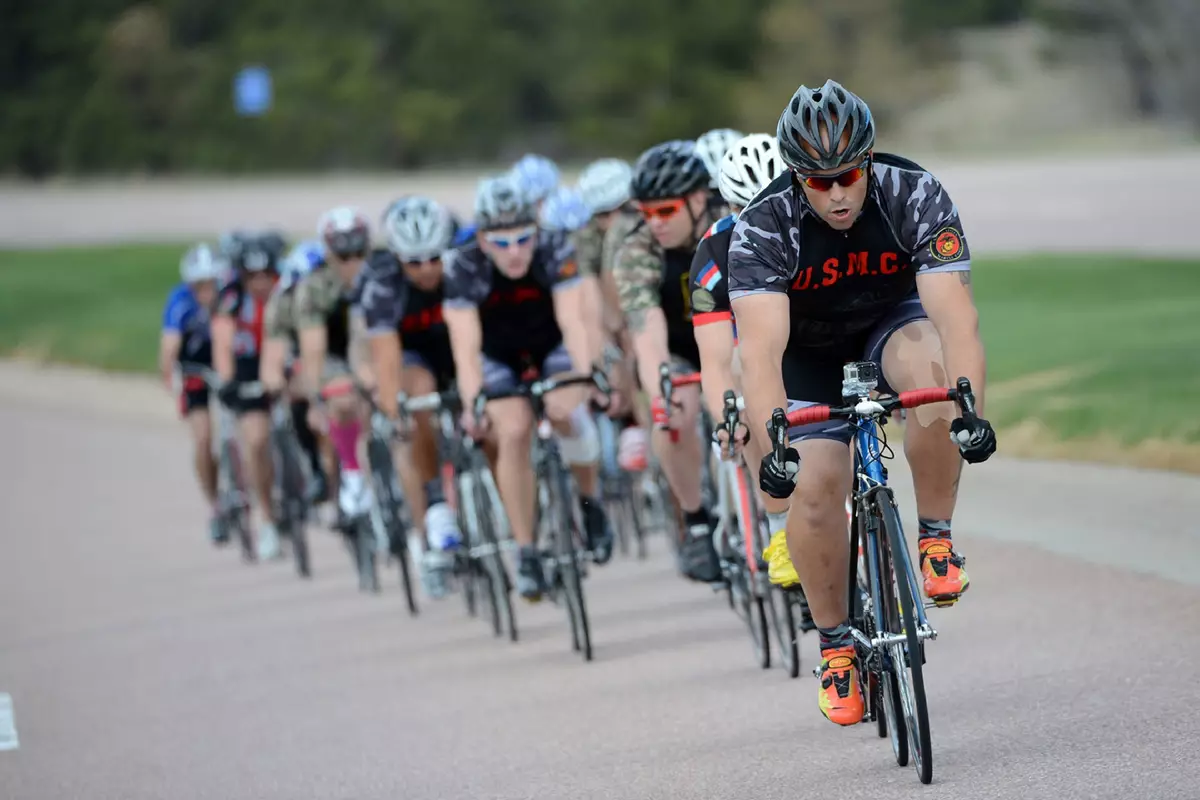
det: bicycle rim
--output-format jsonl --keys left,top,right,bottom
{"left": 732, "top": 465, "right": 769, "bottom": 669}
{"left": 878, "top": 494, "right": 932, "bottom": 784}
{"left": 396, "top": 538, "right": 417, "bottom": 616}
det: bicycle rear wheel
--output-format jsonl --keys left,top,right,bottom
{"left": 353, "top": 515, "right": 380, "bottom": 593}
{"left": 877, "top": 492, "right": 932, "bottom": 784}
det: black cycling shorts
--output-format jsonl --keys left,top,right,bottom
{"left": 782, "top": 294, "right": 928, "bottom": 444}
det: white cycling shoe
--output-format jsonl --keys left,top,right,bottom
{"left": 338, "top": 470, "right": 374, "bottom": 518}
{"left": 256, "top": 521, "right": 282, "bottom": 561}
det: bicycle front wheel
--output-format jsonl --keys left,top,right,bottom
{"left": 877, "top": 492, "right": 932, "bottom": 784}
{"left": 733, "top": 466, "right": 770, "bottom": 669}
{"left": 468, "top": 464, "right": 516, "bottom": 642}
{"left": 551, "top": 466, "right": 591, "bottom": 662}
{"left": 367, "top": 436, "right": 417, "bottom": 615}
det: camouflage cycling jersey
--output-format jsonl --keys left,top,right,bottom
{"left": 599, "top": 207, "right": 641, "bottom": 276}
{"left": 264, "top": 280, "right": 301, "bottom": 342}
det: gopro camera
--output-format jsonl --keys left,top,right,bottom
{"left": 842, "top": 361, "right": 879, "bottom": 399}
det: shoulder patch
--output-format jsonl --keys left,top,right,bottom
{"left": 930, "top": 226, "right": 964, "bottom": 262}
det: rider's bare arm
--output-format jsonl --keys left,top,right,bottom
{"left": 916, "top": 271, "right": 985, "bottom": 415}
{"left": 551, "top": 280, "right": 594, "bottom": 377}
{"left": 444, "top": 306, "right": 483, "bottom": 406}
{"left": 211, "top": 315, "right": 236, "bottom": 383}
{"left": 694, "top": 321, "right": 737, "bottom": 421}
{"left": 159, "top": 332, "right": 181, "bottom": 389}
{"left": 347, "top": 310, "right": 375, "bottom": 391}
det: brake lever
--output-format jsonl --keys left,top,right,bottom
{"left": 769, "top": 408, "right": 788, "bottom": 462}
{"left": 954, "top": 376, "right": 978, "bottom": 420}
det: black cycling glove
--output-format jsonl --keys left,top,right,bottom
{"left": 759, "top": 447, "right": 801, "bottom": 499}
{"left": 950, "top": 416, "right": 997, "bottom": 464}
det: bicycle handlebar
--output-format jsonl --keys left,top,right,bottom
{"left": 178, "top": 364, "right": 265, "bottom": 399}
{"left": 474, "top": 366, "right": 611, "bottom": 421}
{"left": 766, "top": 377, "right": 979, "bottom": 458}
{"left": 397, "top": 388, "right": 460, "bottom": 417}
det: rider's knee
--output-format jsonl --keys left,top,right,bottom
{"left": 492, "top": 415, "right": 533, "bottom": 455}
{"left": 792, "top": 440, "right": 852, "bottom": 523}
{"left": 326, "top": 393, "right": 357, "bottom": 424}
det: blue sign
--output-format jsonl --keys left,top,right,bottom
{"left": 234, "top": 66, "right": 272, "bottom": 117}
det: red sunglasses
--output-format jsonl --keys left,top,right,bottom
{"left": 635, "top": 198, "right": 686, "bottom": 220}
{"left": 794, "top": 157, "right": 871, "bottom": 192}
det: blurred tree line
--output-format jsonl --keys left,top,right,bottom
{"left": 1, "top": 0, "right": 1192, "bottom": 177}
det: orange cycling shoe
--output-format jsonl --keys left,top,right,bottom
{"left": 818, "top": 646, "right": 865, "bottom": 726}
{"left": 919, "top": 537, "right": 970, "bottom": 606}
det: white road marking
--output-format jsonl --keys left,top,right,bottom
{"left": 0, "top": 693, "right": 19, "bottom": 751}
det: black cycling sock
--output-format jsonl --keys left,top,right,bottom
{"left": 291, "top": 401, "right": 322, "bottom": 473}
{"left": 424, "top": 478, "right": 445, "bottom": 508}
{"left": 684, "top": 508, "right": 710, "bottom": 528}
{"left": 918, "top": 518, "right": 952, "bottom": 541}
{"left": 817, "top": 621, "right": 855, "bottom": 652}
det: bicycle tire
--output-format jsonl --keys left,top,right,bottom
{"left": 861, "top": 504, "right": 909, "bottom": 763}
{"left": 878, "top": 492, "right": 932, "bottom": 784}
{"left": 454, "top": 499, "right": 479, "bottom": 618}
{"left": 551, "top": 464, "right": 591, "bottom": 661}
{"left": 630, "top": 476, "right": 649, "bottom": 560}
{"left": 367, "top": 436, "right": 418, "bottom": 615}
{"left": 848, "top": 499, "right": 889, "bottom": 742}
{"left": 753, "top": 496, "right": 798, "bottom": 678}
{"left": 354, "top": 515, "right": 380, "bottom": 593}
{"left": 221, "top": 440, "right": 255, "bottom": 563}
{"left": 733, "top": 466, "right": 770, "bottom": 670}
{"left": 468, "top": 463, "right": 516, "bottom": 642}
{"left": 277, "top": 431, "right": 311, "bottom": 579}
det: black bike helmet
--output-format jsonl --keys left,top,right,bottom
{"left": 776, "top": 79, "right": 875, "bottom": 172}
{"left": 630, "top": 140, "right": 711, "bottom": 201}
{"left": 234, "top": 237, "right": 280, "bottom": 273}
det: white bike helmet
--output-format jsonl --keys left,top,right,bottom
{"left": 385, "top": 196, "right": 455, "bottom": 261}
{"left": 510, "top": 153, "right": 560, "bottom": 203}
{"left": 475, "top": 174, "right": 538, "bottom": 230}
{"left": 180, "top": 243, "right": 227, "bottom": 283}
{"left": 695, "top": 128, "right": 745, "bottom": 188}
{"left": 577, "top": 158, "right": 633, "bottom": 215}
{"left": 718, "top": 133, "right": 784, "bottom": 209}
{"left": 316, "top": 206, "right": 371, "bottom": 258}
{"left": 538, "top": 186, "right": 591, "bottom": 232}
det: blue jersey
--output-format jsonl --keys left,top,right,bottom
{"left": 452, "top": 222, "right": 478, "bottom": 247}
{"left": 162, "top": 283, "right": 212, "bottom": 363}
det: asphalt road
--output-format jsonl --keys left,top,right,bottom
{"left": 1, "top": 379, "right": 1199, "bottom": 800}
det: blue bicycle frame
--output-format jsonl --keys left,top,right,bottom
{"left": 852, "top": 415, "right": 930, "bottom": 644}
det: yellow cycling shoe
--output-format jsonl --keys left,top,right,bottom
{"left": 763, "top": 530, "right": 801, "bottom": 588}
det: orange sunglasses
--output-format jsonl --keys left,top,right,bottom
{"left": 635, "top": 198, "right": 687, "bottom": 220}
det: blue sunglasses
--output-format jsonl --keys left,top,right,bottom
{"left": 484, "top": 226, "right": 537, "bottom": 249}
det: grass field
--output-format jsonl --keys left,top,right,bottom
{"left": 1, "top": 246, "right": 1198, "bottom": 465}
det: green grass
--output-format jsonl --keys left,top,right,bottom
{"left": 976, "top": 254, "right": 1200, "bottom": 446}
{"left": 1, "top": 246, "right": 1198, "bottom": 449}
{"left": 0, "top": 244, "right": 186, "bottom": 373}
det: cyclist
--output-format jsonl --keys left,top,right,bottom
{"left": 695, "top": 128, "right": 745, "bottom": 191}
{"left": 160, "top": 243, "right": 226, "bottom": 542}
{"left": 690, "top": 133, "right": 787, "bottom": 509}
{"left": 729, "top": 79, "right": 997, "bottom": 726}
{"left": 510, "top": 153, "right": 560, "bottom": 211}
{"left": 212, "top": 232, "right": 287, "bottom": 560}
{"left": 262, "top": 239, "right": 330, "bottom": 505}
{"left": 360, "top": 195, "right": 465, "bottom": 596}
{"left": 612, "top": 140, "right": 728, "bottom": 582}
{"left": 295, "top": 208, "right": 377, "bottom": 523}
{"left": 442, "top": 174, "right": 614, "bottom": 601}
{"left": 540, "top": 186, "right": 607, "bottom": 372}
{"left": 576, "top": 158, "right": 647, "bottom": 469}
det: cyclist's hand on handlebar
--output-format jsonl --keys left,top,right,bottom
{"left": 306, "top": 403, "right": 328, "bottom": 435}
{"left": 759, "top": 446, "right": 800, "bottom": 499}
{"left": 713, "top": 422, "right": 750, "bottom": 461}
{"left": 460, "top": 408, "right": 489, "bottom": 440}
{"left": 950, "top": 415, "right": 996, "bottom": 464}
{"left": 217, "top": 380, "right": 241, "bottom": 410}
